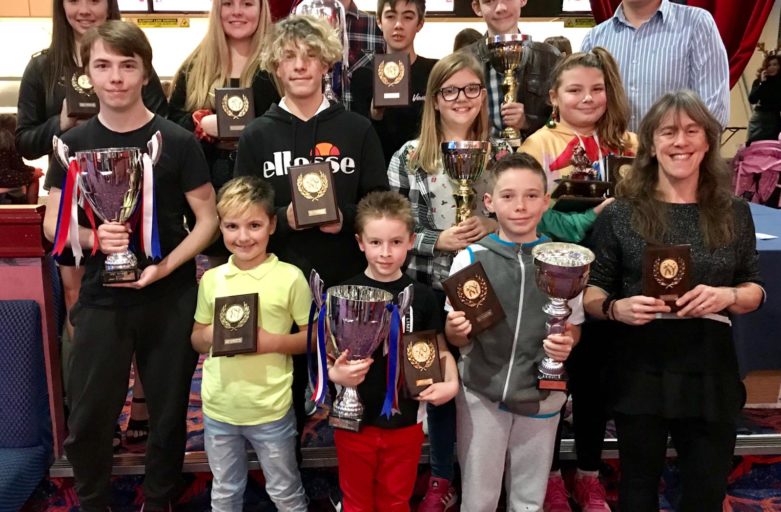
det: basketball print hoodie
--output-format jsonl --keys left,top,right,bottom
{"left": 234, "top": 101, "right": 388, "bottom": 287}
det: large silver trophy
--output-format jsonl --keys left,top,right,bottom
{"left": 53, "top": 136, "right": 155, "bottom": 283}
{"left": 310, "top": 271, "right": 412, "bottom": 431}
{"left": 294, "top": 0, "right": 348, "bottom": 102}
{"left": 441, "top": 141, "right": 492, "bottom": 224}
{"left": 531, "top": 242, "right": 595, "bottom": 391}
{"left": 486, "top": 33, "right": 530, "bottom": 147}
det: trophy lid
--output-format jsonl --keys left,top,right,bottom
{"left": 532, "top": 242, "right": 595, "bottom": 268}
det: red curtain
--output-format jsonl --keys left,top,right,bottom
{"left": 588, "top": 0, "right": 775, "bottom": 87}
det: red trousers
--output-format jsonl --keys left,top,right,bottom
{"left": 334, "top": 423, "right": 424, "bottom": 512}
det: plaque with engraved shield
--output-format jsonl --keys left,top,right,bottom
{"left": 215, "top": 87, "right": 255, "bottom": 140}
{"left": 373, "top": 52, "right": 411, "bottom": 107}
{"left": 288, "top": 161, "right": 340, "bottom": 229}
{"left": 212, "top": 293, "right": 259, "bottom": 357}
{"left": 443, "top": 261, "right": 506, "bottom": 336}
{"left": 402, "top": 330, "right": 443, "bottom": 397}
{"left": 642, "top": 244, "right": 692, "bottom": 312}
{"left": 65, "top": 69, "right": 99, "bottom": 118}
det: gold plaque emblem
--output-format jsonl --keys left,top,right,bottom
{"left": 378, "top": 60, "right": 405, "bottom": 87}
{"left": 653, "top": 257, "right": 685, "bottom": 289}
{"left": 219, "top": 302, "right": 251, "bottom": 331}
{"left": 221, "top": 93, "right": 249, "bottom": 120}
{"left": 71, "top": 72, "right": 93, "bottom": 94}
{"left": 458, "top": 275, "right": 488, "bottom": 309}
{"left": 407, "top": 338, "right": 436, "bottom": 371}
{"left": 296, "top": 170, "right": 328, "bottom": 201}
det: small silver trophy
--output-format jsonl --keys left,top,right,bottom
{"left": 531, "top": 242, "right": 595, "bottom": 391}
{"left": 441, "top": 141, "right": 492, "bottom": 224}
{"left": 310, "top": 271, "right": 413, "bottom": 431}
{"left": 293, "top": 0, "right": 348, "bottom": 102}
{"left": 486, "top": 33, "right": 530, "bottom": 147}
{"left": 53, "top": 137, "right": 152, "bottom": 283}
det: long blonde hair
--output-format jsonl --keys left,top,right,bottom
{"left": 171, "top": 0, "right": 271, "bottom": 111}
{"left": 410, "top": 52, "right": 488, "bottom": 174}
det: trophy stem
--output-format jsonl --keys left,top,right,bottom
{"left": 454, "top": 181, "right": 475, "bottom": 224}
{"left": 500, "top": 69, "right": 521, "bottom": 142}
{"left": 329, "top": 385, "right": 363, "bottom": 432}
{"left": 538, "top": 297, "right": 571, "bottom": 391}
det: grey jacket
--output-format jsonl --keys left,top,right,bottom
{"left": 458, "top": 234, "right": 553, "bottom": 415}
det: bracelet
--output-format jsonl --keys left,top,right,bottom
{"left": 608, "top": 299, "right": 617, "bottom": 321}
{"left": 731, "top": 287, "right": 739, "bottom": 306}
{"left": 601, "top": 296, "right": 612, "bottom": 317}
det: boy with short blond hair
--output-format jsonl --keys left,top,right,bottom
{"left": 192, "top": 175, "right": 310, "bottom": 511}
{"left": 331, "top": 190, "right": 459, "bottom": 512}
{"left": 445, "top": 153, "right": 583, "bottom": 511}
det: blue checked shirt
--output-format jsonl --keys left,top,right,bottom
{"left": 581, "top": 0, "right": 729, "bottom": 131}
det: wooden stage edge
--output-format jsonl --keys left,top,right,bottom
{"left": 49, "top": 435, "right": 781, "bottom": 477}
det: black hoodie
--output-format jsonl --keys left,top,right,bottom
{"left": 234, "top": 102, "right": 389, "bottom": 287}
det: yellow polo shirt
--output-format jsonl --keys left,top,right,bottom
{"left": 194, "top": 254, "right": 312, "bottom": 425}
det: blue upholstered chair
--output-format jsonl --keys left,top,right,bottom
{"left": 0, "top": 300, "right": 53, "bottom": 512}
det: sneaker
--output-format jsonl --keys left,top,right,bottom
{"left": 543, "top": 474, "right": 572, "bottom": 512}
{"left": 418, "top": 476, "right": 457, "bottom": 512}
{"left": 573, "top": 475, "right": 610, "bottom": 512}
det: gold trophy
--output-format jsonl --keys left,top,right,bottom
{"left": 441, "top": 141, "right": 492, "bottom": 224}
{"left": 486, "top": 34, "right": 530, "bottom": 147}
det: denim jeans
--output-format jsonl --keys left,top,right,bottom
{"left": 204, "top": 408, "right": 308, "bottom": 512}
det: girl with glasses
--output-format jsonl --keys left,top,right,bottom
{"left": 387, "top": 51, "right": 495, "bottom": 509}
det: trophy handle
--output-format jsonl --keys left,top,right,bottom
{"left": 397, "top": 284, "right": 414, "bottom": 317}
{"left": 309, "top": 269, "right": 325, "bottom": 309}
{"left": 147, "top": 130, "right": 163, "bottom": 166}
{"left": 52, "top": 136, "right": 71, "bottom": 168}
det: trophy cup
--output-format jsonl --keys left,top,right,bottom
{"left": 531, "top": 242, "right": 595, "bottom": 391}
{"left": 53, "top": 134, "right": 162, "bottom": 283}
{"left": 294, "top": 0, "right": 348, "bottom": 102}
{"left": 309, "top": 270, "right": 412, "bottom": 431}
{"left": 441, "top": 141, "right": 492, "bottom": 224}
{"left": 486, "top": 33, "right": 530, "bottom": 147}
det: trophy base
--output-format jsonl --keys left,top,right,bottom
{"left": 328, "top": 414, "right": 361, "bottom": 432}
{"left": 491, "top": 136, "right": 522, "bottom": 149}
{"left": 102, "top": 268, "right": 140, "bottom": 284}
{"left": 538, "top": 373, "right": 568, "bottom": 392}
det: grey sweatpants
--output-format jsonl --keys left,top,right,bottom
{"left": 456, "top": 385, "right": 566, "bottom": 512}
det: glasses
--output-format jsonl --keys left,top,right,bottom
{"left": 437, "top": 83, "right": 484, "bottom": 102}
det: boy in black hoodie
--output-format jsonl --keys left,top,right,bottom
{"left": 234, "top": 15, "right": 388, "bottom": 290}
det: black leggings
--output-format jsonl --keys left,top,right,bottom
{"left": 614, "top": 412, "right": 736, "bottom": 512}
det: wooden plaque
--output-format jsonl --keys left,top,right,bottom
{"left": 604, "top": 155, "right": 634, "bottom": 195}
{"left": 287, "top": 162, "right": 340, "bottom": 229}
{"left": 443, "top": 261, "right": 506, "bottom": 336}
{"left": 65, "top": 69, "right": 99, "bottom": 119}
{"left": 551, "top": 179, "right": 611, "bottom": 213}
{"left": 642, "top": 244, "right": 692, "bottom": 312}
{"left": 373, "top": 53, "right": 411, "bottom": 108}
{"left": 402, "top": 330, "right": 443, "bottom": 397}
{"left": 215, "top": 87, "right": 255, "bottom": 140}
{"left": 212, "top": 293, "right": 258, "bottom": 357}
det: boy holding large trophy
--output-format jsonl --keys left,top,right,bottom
{"left": 42, "top": 21, "right": 218, "bottom": 511}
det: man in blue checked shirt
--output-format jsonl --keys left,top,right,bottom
{"left": 582, "top": 0, "right": 729, "bottom": 131}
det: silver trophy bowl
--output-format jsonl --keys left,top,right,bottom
{"left": 531, "top": 242, "right": 595, "bottom": 390}
{"left": 326, "top": 284, "right": 394, "bottom": 430}
{"left": 486, "top": 33, "right": 530, "bottom": 144}
{"left": 441, "top": 141, "right": 492, "bottom": 224}
{"left": 76, "top": 147, "right": 144, "bottom": 282}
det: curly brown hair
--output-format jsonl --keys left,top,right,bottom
{"left": 616, "top": 90, "right": 734, "bottom": 249}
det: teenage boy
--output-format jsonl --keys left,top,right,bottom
{"left": 235, "top": 14, "right": 388, "bottom": 289}
{"left": 466, "top": 0, "right": 560, "bottom": 139}
{"left": 41, "top": 21, "right": 218, "bottom": 512}
{"left": 350, "top": 0, "right": 437, "bottom": 163}
{"left": 445, "top": 153, "right": 582, "bottom": 511}
{"left": 192, "top": 176, "right": 310, "bottom": 511}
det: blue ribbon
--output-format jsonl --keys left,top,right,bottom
{"left": 314, "top": 295, "right": 329, "bottom": 405}
{"left": 305, "top": 300, "right": 317, "bottom": 388}
{"left": 381, "top": 304, "right": 401, "bottom": 419}
{"left": 150, "top": 193, "right": 161, "bottom": 260}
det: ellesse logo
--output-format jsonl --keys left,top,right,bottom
{"left": 263, "top": 142, "right": 356, "bottom": 178}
